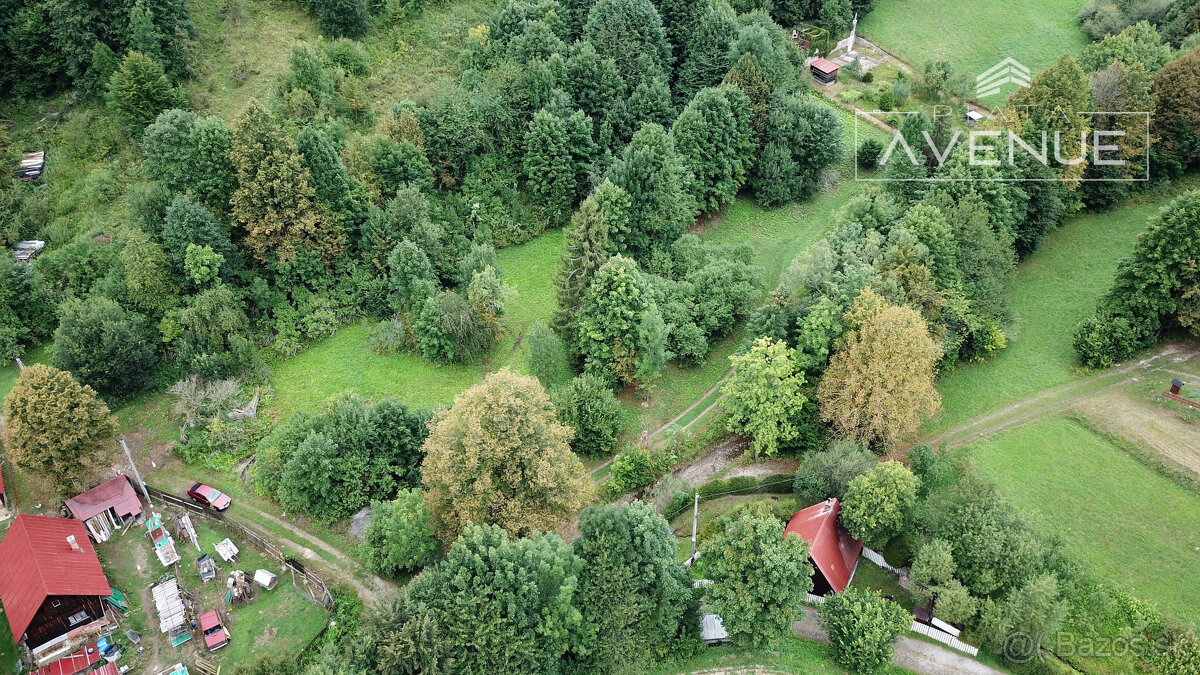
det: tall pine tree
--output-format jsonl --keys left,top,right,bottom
{"left": 552, "top": 180, "right": 626, "bottom": 348}
{"left": 606, "top": 123, "right": 697, "bottom": 263}
{"left": 671, "top": 86, "right": 755, "bottom": 214}
{"left": 676, "top": 0, "right": 739, "bottom": 105}
{"left": 523, "top": 109, "right": 576, "bottom": 223}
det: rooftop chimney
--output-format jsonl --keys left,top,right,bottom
{"left": 66, "top": 535, "right": 81, "bottom": 552}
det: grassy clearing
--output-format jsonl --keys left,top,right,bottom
{"left": 859, "top": 0, "right": 1090, "bottom": 92}
{"left": 968, "top": 416, "right": 1200, "bottom": 628}
{"left": 267, "top": 229, "right": 562, "bottom": 420}
{"left": 849, "top": 559, "right": 916, "bottom": 611}
{"left": 649, "top": 636, "right": 914, "bottom": 674}
{"left": 925, "top": 176, "right": 1200, "bottom": 436}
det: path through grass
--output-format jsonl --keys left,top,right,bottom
{"left": 969, "top": 415, "right": 1200, "bottom": 628}
{"left": 926, "top": 177, "right": 1200, "bottom": 436}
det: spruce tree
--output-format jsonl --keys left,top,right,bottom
{"left": 107, "top": 51, "right": 185, "bottom": 134}
{"left": 552, "top": 181, "right": 625, "bottom": 346}
{"left": 672, "top": 86, "right": 755, "bottom": 214}
{"left": 564, "top": 42, "right": 627, "bottom": 121}
{"left": 576, "top": 255, "right": 667, "bottom": 386}
{"left": 190, "top": 116, "right": 236, "bottom": 214}
{"left": 297, "top": 126, "right": 369, "bottom": 232}
{"left": 315, "top": 0, "right": 371, "bottom": 38}
{"left": 676, "top": 0, "right": 739, "bottom": 105}
{"left": 523, "top": 109, "right": 576, "bottom": 222}
{"left": 626, "top": 75, "right": 676, "bottom": 132}
{"left": 724, "top": 51, "right": 773, "bottom": 146}
{"left": 606, "top": 123, "right": 697, "bottom": 263}
{"left": 584, "top": 0, "right": 673, "bottom": 84}
{"left": 162, "top": 195, "right": 235, "bottom": 279}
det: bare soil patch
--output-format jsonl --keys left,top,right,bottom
{"left": 671, "top": 436, "right": 748, "bottom": 487}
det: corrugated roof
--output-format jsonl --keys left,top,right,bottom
{"left": 30, "top": 642, "right": 101, "bottom": 675}
{"left": 65, "top": 475, "right": 142, "bottom": 522}
{"left": 810, "top": 57, "right": 840, "bottom": 74}
{"left": 784, "top": 498, "right": 862, "bottom": 593}
{"left": 0, "top": 515, "right": 112, "bottom": 641}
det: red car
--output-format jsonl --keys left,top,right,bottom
{"left": 187, "top": 483, "right": 232, "bottom": 511}
{"left": 198, "top": 610, "right": 230, "bottom": 651}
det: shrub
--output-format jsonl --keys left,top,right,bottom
{"left": 524, "top": 321, "right": 570, "bottom": 387}
{"left": 551, "top": 374, "right": 625, "bottom": 457}
{"left": 608, "top": 445, "right": 654, "bottom": 495}
{"left": 857, "top": 138, "right": 884, "bottom": 167}
{"left": 793, "top": 440, "right": 876, "bottom": 505}
{"left": 362, "top": 490, "right": 440, "bottom": 576}
{"left": 891, "top": 79, "right": 911, "bottom": 107}
{"left": 861, "top": 69, "right": 874, "bottom": 83}
{"left": 877, "top": 89, "right": 894, "bottom": 111}
{"left": 82, "top": 168, "right": 122, "bottom": 203}
{"left": 315, "top": 0, "right": 371, "bottom": 38}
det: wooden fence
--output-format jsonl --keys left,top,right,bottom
{"left": 144, "top": 485, "right": 333, "bottom": 608}
{"left": 910, "top": 620, "right": 979, "bottom": 656}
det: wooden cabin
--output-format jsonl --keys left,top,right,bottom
{"left": 0, "top": 515, "right": 113, "bottom": 666}
{"left": 784, "top": 498, "right": 863, "bottom": 595}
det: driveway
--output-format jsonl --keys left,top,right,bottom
{"left": 793, "top": 606, "right": 1006, "bottom": 675}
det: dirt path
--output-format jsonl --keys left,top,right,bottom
{"left": 923, "top": 344, "right": 1200, "bottom": 449}
{"left": 224, "top": 504, "right": 394, "bottom": 604}
{"left": 1071, "top": 388, "right": 1200, "bottom": 475}
{"left": 672, "top": 436, "right": 748, "bottom": 487}
{"left": 793, "top": 606, "right": 1004, "bottom": 675}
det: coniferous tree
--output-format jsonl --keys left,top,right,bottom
{"left": 162, "top": 195, "right": 236, "bottom": 280}
{"left": 141, "top": 108, "right": 197, "bottom": 193}
{"left": 190, "top": 116, "right": 237, "bottom": 213}
{"left": 606, "top": 123, "right": 697, "bottom": 263}
{"left": 563, "top": 110, "right": 598, "bottom": 200}
{"left": 672, "top": 86, "right": 755, "bottom": 214}
{"left": 676, "top": 0, "right": 739, "bottom": 105}
{"left": 120, "top": 226, "right": 178, "bottom": 317}
{"left": 297, "top": 126, "right": 369, "bottom": 233}
{"left": 750, "top": 95, "right": 844, "bottom": 206}
{"left": 315, "top": 0, "right": 370, "bottom": 38}
{"left": 107, "top": 51, "right": 186, "bottom": 134}
{"left": 552, "top": 181, "right": 625, "bottom": 347}
{"left": 584, "top": 0, "right": 673, "bottom": 84}
{"left": 523, "top": 109, "right": 576, "bottom": 222}
{"left": 576, "top": 255, "right": 668, "bottom": 386}
{"left": 564, "top": 41, "right": 627, "bottom": 122}
{"left": 625, "top": 76, "right": 676, "bottom": 134}
{"left": 724, "top": 51, "right": 773, "bottom": 146}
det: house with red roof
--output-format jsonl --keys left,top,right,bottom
{"left": 65, "top": 475, "right": 143, "bottom": 543}
{"left": 784, "top": 498, "right": 863, "bottom": 595}
{"left": 0, "top": 515, "right": 113, "bottom": 665}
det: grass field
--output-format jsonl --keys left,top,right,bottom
{"left": 968, "top": 416, "right": 1200, "bottom": 628}
{"left": 925, "top": 177, "right": 1200, "bottom": 436}
{"left": 859, "top": 0, "right": 1090, "bottom": 98}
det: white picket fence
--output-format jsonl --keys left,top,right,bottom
{"left": 861, "top": 546, "right": 902, "bottom": 573}
{"left": 806, "top": 593, "right": 826, "bottom": 604}
{"left": 910, "top": 620, "right": 979, "bottom": 656}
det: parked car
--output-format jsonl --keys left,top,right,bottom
{"left": 187, "top": 483, "right": 232, "bottom": 511}
{"left": 198, "top": 610, "right": 230, "bottom": 651}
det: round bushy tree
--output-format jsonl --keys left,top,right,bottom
{"left": 819, "top": 587, "right": 910, "bottom": 674}
{"left": 551, "top": 373, "right": 625, "bottom": 457}
{"left": 841, "top": 460, "right": 920, "bottom": 548}
{"left": 793, "top": 439, "right": 877, "bottom": 505}
{"left": 53, "top": 296, "right": 157, "bottom": 397}
{"left": 315, "top": 0, "right": 370, "bottom": 38}
{"left": 362, "top": 490, "right": 439, "bottom": 577}
{"left": 722, "top": 336, "right": 808, "bottom": 461}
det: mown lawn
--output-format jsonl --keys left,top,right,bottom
{"left": 859, "top": 0, "right": 1090, "bottom": 97}
{"left": 926, "top": 177, "right": 1200, "bottom": 436}
{"left": 968, "top": 416, "right": 1200, "bottom": 628}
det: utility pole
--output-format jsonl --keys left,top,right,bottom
{"left": 119, "top": 437, "right": 153, "bottom": 507}
{"left": 690, "top": 492, "right": 700, "bottom": 564}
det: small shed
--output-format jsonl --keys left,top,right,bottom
{"left": 13, "top": 240, "right": 45, "bottom": 262}
{"left": 784, "top": 498, "right": 863, "bottom": 595}
{"left": 810, "top": 57, "right": 839, "bottom": 85}
{"left": 700, "top": 614, "right": 728, "bottom": 644}
{"left": 253, "top": 569, "right": 278, "bottom": 590}
{"left": 65, "top": 475, "right": 143, "bottom": 543}
{"left": 966, "top": 110, "right": 985, "bottom": 125}
{"left": 18, "top": 151, "right": 45, "bottom": 181}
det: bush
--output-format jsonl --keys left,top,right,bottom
{"left": 607, "top": 445, "right": 654, "bottom": 496}
{"left": 793, "top": 440, "right": 876, "bottom": 505}
{"left": 877, "top": 89, "right": 894, "bottom": 111}
{"left": 415, "top": 290, "right": 498, "bottom": 363}
{"left": 891, "top": 79, "right": 911, "bottom": 107}
{"left": 820, "top": 587, "right": 910, "bottom": 673}
{"left": 315, "top": 0, "right": 371, "bottom": 38}
{"left": 362, "top": 490, "right": 439, "bottom": 577}
{"left": 82, "top": 168, "right": 122, "bottom": 203}
{"left": 861, "top": 70, "right": 874, "bottom": 83}
{"left": 551, "top": 374, "right": 625, "bottom": 457}
{"left": 524, "top": 321, "right": 570, "bottom": 387}
{"left": 1073, "top": 307, "right": 1152, "bottom": 368}
{"left": 857, "top": 138, "right": 883, "bottom": 168}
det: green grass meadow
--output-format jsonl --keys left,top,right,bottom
{"left": 968, "top": 416, "right": 1200, "bottom": 628}
{"left": 860, "top": 0, "right": 1090, "bottom": 98}
{"left": 926, "top": 177, "right": 1200, "bottom": 435}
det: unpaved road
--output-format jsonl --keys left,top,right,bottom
{"left": 793, "top": 606, "right": 1005, "bottom": 675}
{"left": 1072, "top": 387, "right": 1200, "bottom": 475}
{"left": 923, "top": 344, "right": 1200, "bottom": 449}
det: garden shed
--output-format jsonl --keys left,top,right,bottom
{"left": 810, "top": 57, "right": 839, "bottom": 85}
{"left": 784, "top": 498, "right": 862, "bottom": 595}
{"left": 65, "top": 475, "right": 143, "bottom": 543}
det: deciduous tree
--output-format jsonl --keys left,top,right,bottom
{"left": 550, "top": 373, "right": 625, "bottom": 457}
{"left": 818, "top": 289, "right": 941, "bottom": 447}
{"left": 362, "top": 490, "right": 439, "bottom": 576}
{"left": 2, "top": 364, "right": 118, "bottom": 491}
{"left": 421, "top": 369, "right": 592, "bottom": 541}
{"left": 722, "top": 337, "right": 809, "bottom": 461}
{"left": 819, "top": 587, "right": 910, "bottom": 674}
{"left": 53, "top": 296, "right": 157, "bottom": 397}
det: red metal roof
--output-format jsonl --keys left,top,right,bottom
{"left": 65, "top": 475, "right": 142, "bottom": 522}
{"left": 0, "top": 515, "right": 112, "bottom": 641}
{"left": 810, "top": 57, "right": 840, "bottom": 74}
{"left": 31, "top": 642, "right": 101, "bottom": 675}
{"left": 784, "top": 498, "right": 862, "bottom": 593}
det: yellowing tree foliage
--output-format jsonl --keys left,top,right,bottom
{"left": 421, "top": 369, "right": 593, "bottom": 541}
{"left": 1, "top": 364, "right": 118, "bottom": 491}
{"left": 817, "top": 289, "right": 941, "bottom": 447}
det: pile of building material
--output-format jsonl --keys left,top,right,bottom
{"left": 18, "top": 151, "right": 44, "bottom": 180}
{"left": 150, "top": 578, "right": 194, "bottom": 648}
